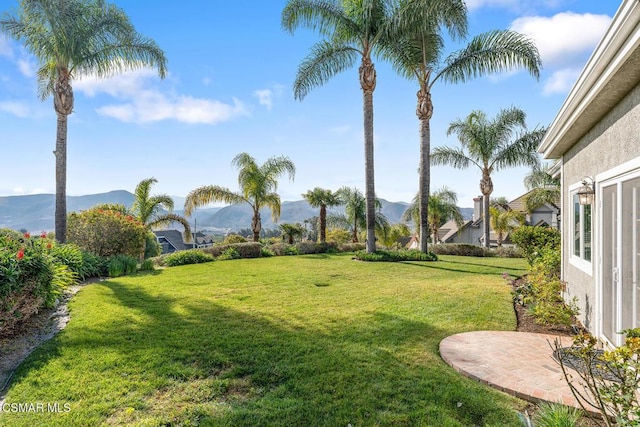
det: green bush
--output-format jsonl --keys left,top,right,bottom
{"left": 138, "top": 259, "right": 155, "bottom": 272}
{"left": 260, "top": 247, "right": 275, "bottom": 257}
{"left": 337, "top": 242, "right": 366, "bottom": 253}
{"left": 222, "top": 234, "right": 247, "bottom": 244}
{"left": 295, "top": 242, "right": 338, "bottom": 255}
{"left": 107, "top": 255, "right": 138, "bottom": 278}
{"left": 204, "top": 242, "right": 262, "bottom": 259}
{"left": 144, "top": 232, "right": 161, "bottom": 259}
{"left": 164, "top": 249, "right": 214, "bottom": 267}
{"left": 67, "top": 207, "right": 147, "bottom": 258}
{"left": 354, "top": 249, "right": 438, "bottom": 262}
{"left": 430, "top": 244, "right": 494, "bottom": 257}
{"left": 218, "top": 247, "right": 240, "bottom": 261}
{"left": 0, "top": 232, "right": 78, "bottom": 336}
{"left": 510, "top": 226, "right": 560, "bottom": 266}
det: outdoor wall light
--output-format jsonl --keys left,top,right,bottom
{"left": 578, "top": 177, "right": 595, "bottom": 205}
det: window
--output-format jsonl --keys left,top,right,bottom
{"left": 572, "top": 193, "right": 592, "bottom": 263}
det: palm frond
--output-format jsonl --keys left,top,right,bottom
{"left": 282, "top": 0, "right": 360, "bottom": 38}
{"left": 148, "top": 213, "right": 192, "bottom": 242}
{"left": 431, "top": 146, "right": 475, "bottom": 169}
{"left": 184, "top": 186, "right": 245, "bottom": 217}
{"left": 492, "top": 128, "right": 545, "bottom": 171}
{"left": 525, "top": 188, "right": 560, "bottom": 212}
{"left": 435, "top": 29, "right": 541, "bottom": 86}
{"left": 293, "top": 40, "right": 359, "bottom": 100}
{"left": 261, "top": 193, "right": 282, "bottom": 222}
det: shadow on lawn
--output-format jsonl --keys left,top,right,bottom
{"left": 399, "top": 259, "right": 526, "bottom": 276}
{"left": 8, "top": 279, "right": 522, "bottom": 426}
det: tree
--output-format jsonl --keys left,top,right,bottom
{"left": 1, "top": 0, "right": 167, "bottom": 243}
{"left": 282, "top": 0, "right": 393, "bottom": 253}
{"left": 524, "top": 162, "right": 560, "bottom": 213}
{"left": 432, "top": 107, "right": 543, "bottom": 247}
{"left": 302, "top": 187, "right": 340, "bottom": 243}
{"left": 279, "top": 223, "right": 305, "bottom": 244}
{"left": 489, "top": 205, "right": 525, "bottom": 247}
{"left": 380, "top": 223, "right": 411, "bottom": 248}
{"left": 329, "top": 186, "right": 389, "bottom": 243}
{"left": 131, "top": 178, "right": 191, "bottom": 238}
{"left": 184, "top": 153, "right": 296, "bottom": 242}
{"left": 385, "top": 0, "right": 541, "bottom": 252}
{"left": 402, "top": 186, "right": 464, "bottom": 243}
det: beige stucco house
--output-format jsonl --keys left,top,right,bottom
{"left": 538, "top": 0, "right": 640, "bottom": 346}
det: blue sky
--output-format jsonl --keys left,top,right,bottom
{"left": 0, "top": 0, "right": 619, "bottom": 208}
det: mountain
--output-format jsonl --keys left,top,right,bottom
{"left": 0, "top": 191, "right": 473, "bottom": 233}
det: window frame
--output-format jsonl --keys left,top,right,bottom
{"left": 569, "top": 182, "right": 593, "bottom": 275}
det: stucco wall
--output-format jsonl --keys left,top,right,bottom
{"left": 561, "top": 82, "right": 640, "bottom": 332}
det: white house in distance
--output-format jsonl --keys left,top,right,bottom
{"left": 538, "top": 0, "right": 640, "bottom": 347}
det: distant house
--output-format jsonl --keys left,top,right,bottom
{"left": 153, "top": 230, "right": 214, "bottom": 254}
{"left": 538, "top": 0, "right": 640, "bottom": 346}
{"left": 436, "top": 193, "right": 559, "bottom": 247}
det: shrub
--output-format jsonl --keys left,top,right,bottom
{"left": 49, "top": 243, "right": 84, "bottom": 276}
{"left": 337, "top": 242, "right": 366, "bottom": 252}
{"left": 218, "top": 247, "right": 240, "bottom": 261}
{"left": 260, "top": 247, "right": 275, "bottom": 257}
{"left": 354, "top": 249, "right": 438, "bottom": 262}
{"left": 107, "top": 255, "right": 138, "bottom": 277}
{"left": 430, "top": 244, "right": 494, "bottom": 257}
{"left": 139, "top": 259, "right": 155, "bottom": 272}
{"left": 223, "top": 234, "right": 247, "bottom": 244}
{"left": 164, "top": 249, "right": 214, "bottom": 267}
{"left": 295, "top": 242, "right": 338, "bottom": 255}
{"left": 67, "top": 207, "right": 147, "bottom": 258}
{"left": 204, "top": 242, "right": 263, "bottom": 259}
{"left": 144, "top": 232, "right": 161, "bottom": 259}
{"left": 510, "top": 226, "right": 560, "bottom": 266}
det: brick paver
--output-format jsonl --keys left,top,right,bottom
{"left": 439, "top": 331, "right": 586, "bottom": 409}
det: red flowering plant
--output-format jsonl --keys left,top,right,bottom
{"left": 0, "top": 228, "right": 76, "bottom": 336}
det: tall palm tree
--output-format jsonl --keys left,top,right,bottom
{"left": 524, "top": 162, "right": 560, "bottom": 213}
{"left": 302, "top": 187, "right": 340, "bottom": 243}
{"left": 184, "top": 153, "right": 296, "bottom": 242}
{"left": 432, "top": 107, "right": 543, "bottom": 247}
{"left": 0, "top": 0, "right": 167, "bottom": 243}
{"left": 385, "top": 0, "right": 541, "bottom": 253}
{"left": 489, "top": 205, "right": 525, "bottom": 247}
{"left": 282, "top": 0, "right": 392, "bottom": 253}
{"left": 131, "top": 178, "right": 191, "bottom": 240}
{"left": 402, "top": 186, "right": 464, "bottom": 244}
{"left": 329, "top": 186, "right": 389, "bottom": 243}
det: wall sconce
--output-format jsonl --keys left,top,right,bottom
{"left": 577, "top": 177, "right": 595, "bottom": 205}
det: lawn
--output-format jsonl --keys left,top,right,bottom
{"left": 1, "top": 254, "right": 528, "bottom": 426}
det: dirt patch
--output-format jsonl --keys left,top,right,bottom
{"left": 0, "top": 279, "right": 101, "bottom": 402}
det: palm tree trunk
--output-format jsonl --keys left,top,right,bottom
{"left": 417, "top": 87, "right": 433, "bottom": 253}
{"left": 319, "top": 205, "right": 327, "bottom": 243}
{"left": 360, "top": 56, "right": 376, "bottom": 254}
{"left": 480, "top": 172, "right": 493, "bottom": 248}
{"left": 54, "top": 113, "right": 68, "bottom": 243}
{"left": 251, "top": 209, "right": 261, "bottom": 242}
{"left": 53, "top": 67, "right": 74, "bottom": 243}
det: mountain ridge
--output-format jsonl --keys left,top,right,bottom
{"left": 0, "top": 191, "right": 473, "bottom": 233}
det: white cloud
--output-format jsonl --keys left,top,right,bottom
{"left": 542, "top": 68, "right": 581, "bottom": 95}
{"left": 0, "top": 36, "right": 12, "bottom": 58}
{"left": 510, "top": 12, "right": 611, "bottom": 69}
{"left": 97, "top": 94, "right": 248, "bottom": 124}
{"left": 12, "top": 187, "right": 46, "bottom": 195}
{"left": 0, "top": 101, "right": 30, "bottom": 118}
{"left": 254, "top": 89, "right": 273, "bottom": 110}
{"left": 75, "top": 69, "right": 249, "bottom": 124}
{"left": 17, "top": 58, "right": 36, "bottom": 77}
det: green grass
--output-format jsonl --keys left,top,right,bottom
{"left": 1, "top": 254, "right": 528, "bottom": 426}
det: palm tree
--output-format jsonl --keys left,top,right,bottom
{"left": 402, "top": 186, "right": 464, "bottom": 244}
{"left": 329, "top": 186, "right": 389, "bottom": 243}
{"left": 184, "top": 153, "right": 296, "bottom": 242}
{"left": 432, "top": 107, "right": 543, "bottom": 247}
{"left": 131, "top": 178, "right": 191, "bottom": 240}
{"left": 489, "top": 205, "right": 525, "bottom": 247}
{"left": 282, "top": 0, "right": 392, "bottom": 254}
{"left": 385, "top": 0, "right": 541, "bottom": 253}
{"left": 0, "top": 0, "right": 167, "bottom": 243}
{"left": 279, "top": 223, "right": 305, "bottom": 244}
{"left": 524, "top": 163, "right": 560, "bottom": 213}
{"left": 381, "top": 223, "right": 411, "bottom": 249}
{"left": 302, "top": 187, "right": 340, "bottom": 243}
